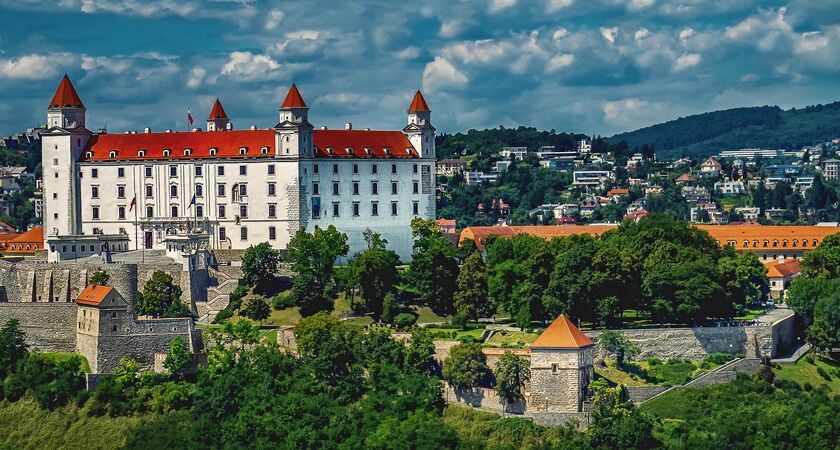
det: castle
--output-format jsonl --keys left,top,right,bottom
{"left": 41, "top": 75, "right": 437, "bottom": 263}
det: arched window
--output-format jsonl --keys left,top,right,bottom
{"left": 285, "top": 136, "right": 290, "bottom": 142}
{"left": 209, "top": 148, "right": 217, "bottom": 156}
{"left": 782, "top": 240, "right": 788, "bottom": 247}
{"left": 138, "top": 150, "right": 146, "bottom": 157}
{"left": 163, "top": 149, "right": 171, "bottom": 157}
{"left": 109, "top": 150, "right": 117, "bottom": 158}
{"left": 85, "top": 151, "right": 93, "bottom": 159}
{"left": 763, "top": 240, "right": 769, "bottom": 248}
{"left": 802, "top": 239, "right": 808, "bottom": 248}
{"left": 813, "top": 239, "right": 819, "bottom": 247}
{"left": 239, "top": 147, "right": 248, "bottom": 155}
{"left": 793, "top": 240, "right": 799, "bottom": 247}
{"left": 752, "top": 240, "right": 759, "bottom": 247}
{"left": 261, "top": 146, "right": 269, "bottom": 155}
{"left": 184, "top": 148, "right": 192, "bottom": 156}
{"left": 743, "top": 240, "right": 749, "bottom": 248}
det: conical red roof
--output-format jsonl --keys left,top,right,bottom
{"left": 208, "top": 98, "right": 228, "bottom": 120}
{"left": 408, "top": 91, "right": 430, "bottom": 112}
{"left": 48, "top": 74, "right": 84, "bottom": 109}
{"left": 531, "top": 315, "right": 593, "bottom": 349}
{"left": 281, "top": 84, "right": 307, "bottom": 108}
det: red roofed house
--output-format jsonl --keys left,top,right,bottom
{"left": 41, "top": 76, "right": 437, "bottom": 262}
{"left": 436, "top": 218, "right": 456, "bottom": 234}
{"left": 529, "top": 315, "right": 595, "bottom": 413}
{"left": 765, "top": 258, "right": 801, "bottom": 296}
{"left": 0, "top": 221, "right": 20, "bottom": 253}
{"left": 4, "top": 227, "right": 43, "bottom": 256}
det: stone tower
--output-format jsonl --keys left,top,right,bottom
{"left": 275, "top": 83, "right": 313, "bottom": 158}
{"left": 403, "top": 91, "right": 435, "bottom": 159}
{"left": 528, "top": 315, "right": 595, "bottom": 412}
{"left": 206, "top": 98, "right": 230, "bottom": 131}
{"left": 42, "top": 75, "right": 91, "bottom": 249}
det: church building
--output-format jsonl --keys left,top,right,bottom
{"left": 41, "top": 75, "right": 436, "bottom": 262}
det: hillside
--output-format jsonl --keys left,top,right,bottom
{"left": 610, "top": 101, "right": 840, "bottom": 159}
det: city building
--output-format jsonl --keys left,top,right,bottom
{"left": 499, "top": 147, "right": 528, "bottom": 160}
{"left": 714, "top": 180, "right": 746, "bottom": 195}
{"left": 681, "top": 186, "right": 711, "bottom": 203}
{"left": 540, "top": 159, "right": 574, "bottom": 171}
{"left": 700, "top": 157, "right": 722, "bottom": 176}
{"left": 572, "top": 170, "right": 611, "bottom": 189}
{"left": 464, "top": 170, "right": 498, "bottom": 185}
{"left": 764, "top": 258, "right": 800, "bottom": 296}
{"left": 41, "top": 75, "right": 436, "bottom": 262}
{"left": 733, "top": 207, "right": 761, "bottom": 221}
{"left": 436, "top": 159, "right": 466, "bottom": 176}
{"left": 823, "top": 159, "right": 840, "bottom": 180}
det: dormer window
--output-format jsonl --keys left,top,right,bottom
{"left": 163, "top": 149, "right": 171, "bottom": 157}
{"left": 109, "top": 150, "right": 117, "bottom": 158}
{"left": 327, "top": 147, "right": 334, "bottom": 155}
{"left": 364, "top": 147, "right": 372, "bottom": 155}
{"left": 85, "top": 151, "right": 93, "bottom": 159}
{"left": 209, "top": 148, "right": 218, "bottom": 156}
{"left": 184, "top": 148, "right": 192, "bottom": 156}
{"left": 260, "top": 146, "right": 269, "bottom": 155}
{"left": 138, "top": 149, "right": 146, "bottom": 157}
{"left": 383, "top": 147, "right": 391, "bottom": 155}
{"left": 239, "top": 147, "right": 248, "bottom": 155}
{"left": 406, "top": 147, "right": 414, "bottom": 155}
{"left": 345, "top": 147, "right": 353, "bottom": 155}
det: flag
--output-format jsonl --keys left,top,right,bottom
{"left": 189, "top": 194, "right": 196, "bottom": 208}
{"left": 187, "top": 109, "right": 194, "bottom": 127}
{"left": 129, "top": 196, "right": 137, "bottom": 211}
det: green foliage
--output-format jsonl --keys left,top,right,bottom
{"left": 381, "top": 293, "right": 397, "bottom": 324}
{"left": 442, "top": 342, "right": 489, "bottom": 390}
{"left": 494, "top": 352, "right": 530, "bottom": 412}
{"left": 0, "top": 319, "right": 28, "bottom": 379}
{"left": 227, "top": 284, "right": 248, "bottom": 310}
{"left": 409, "top": 219, "right": 459, "bottom": 314}
{"left": 135, "top": 271, "right": 188, "bottom": 318}
{"left": 801, "top": 233, "right": 840, "bottom": 279}
{"left": 90, "top": 269, "right": 110, "bottom": 286}
{"left": 598, "top": 330, "right": 640, "bottom": 366}
{"left": 241, "top": 296, "right": 271, "bottom": 324}
{"left": 288, "top": 225, "right": 349, "bottom": 316}
{"left": 271, "top": 292, "right": 296, "bottom": 310}
{"left": 393, "top": 313, "right": 418, "bottom": 329}
{"left": 240, "top": 242, "right": 281, "bottom": 287}
{"left": 587, "top": 379, "right": 661, "bottom": 449}
{"left": 3, "top": 351, "right": 86, "bottom": 409}
{"left": 211, "top": 308, "right": 233, "bottom": 324}
{"left": 163, "top": 337, "right": 190, "bottom": 381}
{"left": 348, "top": 231, "right": 401, "bottom": 319}
{"left": 453, "top": 251, "right": 493, "bottom": 321}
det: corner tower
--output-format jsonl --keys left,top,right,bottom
{"left": 206, "top": 98, "right": 230, "bottom": 131}
{"left": 403, "top": 91, "right": 435, "bottom": 159}
{"left": 275, "top": 83, "right": 313, "bottom": 158}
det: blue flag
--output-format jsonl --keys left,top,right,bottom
{"left": 189, "top": 194, "right": 196, "bottom": 207}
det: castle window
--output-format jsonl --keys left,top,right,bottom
{"left": 184, "top": 148, "right": 192, "bottom": 156}
{"left": 371, "top": 201, "right": 379, "bottom": 216}
{"left": 117, "top": 185, "right": 125, "bottom": 198}
{"left": 346, "top": 147, "right": 353, "bottom": 155}
{"left": 391, "top": 182, "right": 398, "bottom": 195}
{"left": 171, "top": 205, "right": 179, "bottom": 217}
{"left": 413, "top": 164, "right": 418, "bottom": 174}
{"left": 218, "top": 205, "right": 226, "bottom": 218}
{"left": 268, "top": 204, "right": 276, "bottom": 218}
{"left": 112, "top": 325, "right": 117, "bottom": 332}
{"left": 163, "top": 149, "right": 171, "bottom": 157}
{"left": 91, "top": 186, "right": 99, "bottom": 198}
{"left": 92, "top": 206, "right": 100, "bottom": 220}
{"left": 239, "top": 147, "right": 248, "bottom": 155}
{"left": 782, "top": 240, "right": 788, "bottom": 247}
{"left": 218, "top": 184, "right": 226, "bottom": 197}
{"left": 372, "top": 164, "right": 378, "bottom": 174}
{"left": 391, "top": 163, "right": 397, "bottom": 174}
{"left": 118, "top": 206, "right": 126, "bottom": 220}
{"left": 391, "top": 201, "right": 398, "bottom": 216}
{"left": 261, "top": 146, "right": 269, "bottom": 155}
{"left": 240, "top": 227, "right": 248, "bottom": 241}
{"left": 170, "top": 165, "right": 177, "bottom": 177}
{"left": 793, "top": 240, "right": 799, "bottom": 247}
{"left": 753, "top": 240, "right": 759, "bottom": 247}
{"left": 312, "top": 182, "right": 319, "bottom": 195}
{"left": 145, "top": 185, "right": 153, "bottom": 198}
{"left": 91, "top": 168, "right": 98, "bottom": 178}
{"left": 413, "top": 181, "right": 419, "bottom": 194}
{"left": 333, "top": 182, "right": 339, "bottom": 195}
{"left": 85, "top": 151, "right": 93, "bottom": 159}
{"left": 112, "top": 312, "right": 117, "bottom": 318}
{"left": 353, "top": 182, "right": 359, "bottom": 195}
{"left": 371, "top": 182, "right": 378, "bottom": 195}
{"left": 109, "top": 150, "right": 117, "bottom": 158}
{"left": 353, "top": 202, "right": 359, "bottom": 217}
{"left": 209, "top": 148, "right": 217, "bottom": 156}
{"left": 145, "top": 166, "right": 152, "bottom": 177}
{"left": 196, "top": 205, "right": 204, "bottom": 217}
{"left": 268, "top": 165, "right": 275, "bottom": 175}
{"left": 195, "top": 166, "right": 203, "bottom": 177}
{"left": 327, "top": 147, "right": 334, "bottom": 154}
{"left": 333, "top": 164, "right": 338, "bottom": 174}
{"left": 313, "top": 164, "right": 319, "bottom": 174}
{"left": 773, "top": 240, "right": 779, "bottom": 248}
{"left": 552, "top": 363, "right": 558, "bottom": 373}
{"left": 269, "top": 226, "right": 276, "bottom": 240}
{"left": 332, "top": 202, "right": 339, "bottom": 217}
{"left": 146, "top": 206, "right": 153, "bottom": 218}
{"left": 268, "top": 183, "right": 276, "bottom": 196}
{"left": 365, "top": 147, "right": 372, "bottom": 155}
{"left": 138, "top": 149, "right": 146, "bottom": 157}
{"left": 118, "top": 167, "right": 125, "bottom": 178}
{"left": 413, "top": 201, "right": 419, "bottom": 215}
{"left": 170, "top": 185, "right": 178, "bottom": 197}
{"left": 239, "top": 165, "right": 247, "bottom": 176}
{"left": 196, "top": 184, "right": 203, "bottom": 197}
{"left": 383, "top": 147, "right": 391, "bottom": 155}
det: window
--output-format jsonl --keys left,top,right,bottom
{"left": 413, "top": 201, "right": 419, "bottom": 215}
{"left": 92, "top": 206, "right": 100, "bottom": 220}
{"left": 353, "top": 182, "right": 359, "bottom": 195}
{"left": 195, "top": 166, "right": 203, "bottom": 177}
{"left": 391, "top": 201, "right": 398, "bottom": 216}
{"left": 239, "top": 204, "right": 248, "bottom": 218}
{"left": 353, "top": 202, "right": 359, "bottom": 217}
{"left": 138, "top": 150, "right": 145, "bottom": 157}
{"left": 372, "top": 182, "right": 378, "bottom": 195}
{"left": 333, "top": 202, "right": 340, "bottom": 217}
{"left": 146, "top": 206, "right": 153, "bottom": 218}
{"left": 413, "top": 181, "right": 419, "bottom": 194}
{"left": 171, "top": 205, "right": 179, "bottom": 217}
{"left": 109, "top": 150, "right": 117, "bottom": 158}
{"left": 195, "top": 184, "right": 203, "bottom": 197}
{"left": 209, "top": 148, "right": 217, "bottom": 156}
{"left": 117, "top": 185, "right": 125, "bottom": 198}
{"left": 118, "top": 206, "right": 126, "bottom": 219}
{"left": 118, "top": 167, "right": 125, "bottom": 178}
{"left": 218, "top": 166, "right": 225, "bottom": 176}
{"left": 240, "top": 227, "right": 248, "bottom": 241}
{"left": 218, "top": 184, "right": 225, "bottom": 197}
{"left": 184, "top": 149, "right": 192, "bottom": 156}
{"left": 145, "top": 185, "right": 153, "bottom": 197}
{"left": 239, "top": 165, "right": 247, "bottom": 176}
{"left": 391, "top": 182, "right": 398, "bottom": 195}
{"left": 268, "top": 165, "right": 275, "bottom": 175}
{"left": 170, "top": 165, "right": 177, "bottom": 177}
{"left": 91, "top": 186, "right": 99, "bottom": 198}
{"left": 163, "top": 149, "right": 171, "bottom": 157}
{"left": 196, "top": 205, "right": 204, "bottom": 217}
{"left": 218, "top": 205, "right": 226, "bottom": 218}
{"left": 312, "top": 182, "right": 319, "bottom": 195}
{"left": 372, "top": 164, "right": 378, "bottom": 174}
{"left": 145, "top": 166, "right": 152, "bottom": 177}
{"left": 353, "top": 163, "right": 358, "bottom": 174}
{"left": 313, "top": 164, "right": 319, "bottom": 174}
{"left": 413, "top": 164, "right": 418, "bottom": 174}
{"left": 91, "top": 168, "right": 98, "bottom": 178}
{"left": 268, "top": 183, "right": 276, "bottom": 196}
{"left": 219, "top": 227, "right": 226, "bottom": 241}
{"left": 239, "top": 184, "right": 248, "bottom": 196}
{"left": 53, "top": 158, "right": 59, "bottom": 166}
{"left": 53, "top": 193, "right": 57, "bottom": 199}
{"left": 239, "top": 147, "right": 248, "bottom": 155}
{"left": 371, "top": 202, "right": 379, "bottom": 216}
{"left": 333, "top": 182, "right": 339, "bottom": 195}
{"left": 333, "top": 164, "right": 339, "bottom": 174}
{"left": 268, "top": 204, "right": 277, "bottom": 218}
{"left": 170, "top": 185, "right": 178, "bottom": 197}
{"left": 391, "top": 164, "right": 397, "bottom": 174}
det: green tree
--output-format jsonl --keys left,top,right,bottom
{"left": 90, "top": 269, "right": 110, "bottom": 286}
{"left": 443, "top": 342, "right": 489, "bottom": 390}
{"left": 404, "top": 328, "right": 436, "bottom": 374}
{"left": 453, "top": 251, "right": 492, "bottom": 321}
{"left": 717, "top": 251, "right": 769, "bottom": 315}
{"left": 586, "top": 379, "right": 660, "bottom": 449}
{"left": 0, "top": 319, "right": 27, "bottom": 378}
{"left": 241, "top": 242, "right": 281, "bottom": 287}
{"left": 348, "top": 232, "right": 400, "bottom": 319}
{"left": 598, "top": 330, "right": 639, "bottom": 366}
{"left": 494, "top": 351, "right": 530, "bottom": 414}
{"left": 409, "top": 223, "right": 459, "bottom": 314}
{"left": 808, "top": 291, "right": 840, "bottom": 353}
{"left": 801, "top": 233, "right": 840, "bottom": 279}
{"left": 787, "top": 278, "right": 840, "bottom": 324}
{"left": 294, "top": 313, "right": 363, "bottom": 396}
{"left": 241, "top": 297, "right": 271, "bottom": 325}
{"left": 288, "top": 226, "right": 349, "bottom": 316}
{"left": 163, "top": 336, "right": 191, "bottom": 380}
{"left": 135, "top": 271, "right": 188, "bottom": 318}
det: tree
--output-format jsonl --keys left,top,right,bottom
{"left": 453, "top": 251, "right": 492, "bottom": 321}
{"left": 241, "top": 297, "right": 271, "bottom": 325}
{"left": 90, "top": 269, "right": 110, "bottom": 286}
{"left": 0, "top": 319, "right": 27, "bottom": 378}
{"left": 808, "top": 291, "right": 840, "bottom": 353}
{"left": 135, "top": 270, "right": 188, "bottom": 318}
{"left": 288, "top": 226, "right": 349, "bottom": 316}
{"left": 801, "top": 233, "right": 840, "bottom": 279}
{"left": 442, "top": 342, "right": 489, "bottom": 390}
{"left": 409, "top": 226, "right": 459, "bottom": 313}
{"left": 348, "top": 232, "right": 400, "bottom": 319}
{"left": 241, "top": 242, "right": 281, "bottom": 287}
{"left": 494, "top": 351, "right": 530, "bottom": 414}
{"left": 787, "top": 278, "right": 840, "bottom": 324}
{"left": 598, "top": 330, "right": 639, "bottom": 366}
{"left": 717, "top": 251, "right": 769, "bottom": 315}
{"left": 163, "top": 336, "right": 191, "bottom": 380}
{"left": 586, "top": 379, "right": 660, "bottom": 449}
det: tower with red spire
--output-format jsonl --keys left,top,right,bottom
{"left": 275, "top": 83, "right": 313, "bottom": 158}
{"left": 206, "top": 98, "right": 230, "bottom": 132}
{"left": 46, "top": 74, "right": 86, "bottom": 129}
{"left": 403, "top": 91, "right": 435, "bottom": 159}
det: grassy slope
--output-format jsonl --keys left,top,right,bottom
{"left": 0, "top": 398, "right": 191, "bottom": 450}
{"left": 38, "top": 353, "right": 91, "bottom": 374}
{"left": 774, "top": 355, "right": 840, "bottom": 394}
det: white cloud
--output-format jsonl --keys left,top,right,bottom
{"left": 796, "top": 31, "right": 829, "bottom": 53}
{"left": 186, "top": 66, "right": 206, "bottom": 89}
{"left": 395, "top": 46, "right": 421, "bottom": 59}
{"left": 672, "top": 53, "right": 701, "bottom": 72}
{"left": 221, "top": 51, "right": 282, "bottom": 80}
{"left": 679, "top": 27, "right": 695, "bottom": 41}
{"left": 0, "top": 53, "right": 73, "bottom": 79}
{"left": 81, "top": 55, "right": 132, "bottom": 74}
{"left": 628, "top": 0, "right": 655, "bottom": 11}
{"left": 740, "top": 73, "right": 760, "bottom": 82}
{"left": 634, "top": 28, "right": 650, "bottom": 41}
{"left": 489, "top": 0, "right": 517, "bottom": 13}
{"left": 600, "top": 27, "right": 619, "bottom": 44}
{"left": 264, "top": 9, "right": 285, "bottom": 31}
{"left": 80, "top": 0, "right": 197, "bottom": 17}
{"left": 546, "top": 53, "right": 575, "bottom": 72}
{"left": 602, "top": 98, "right": 670, "bottom": 129}
{"left": 552, "top": 28, "right": 569, "bottom": 41}
{"left": 422, "top": 57, "right": 468, "bottom": 93}
{"left": 439, "top": 20, "right": 462, "bottom": 39}
{"left": 546, "top": 0, "right": 574, "bottom": 13}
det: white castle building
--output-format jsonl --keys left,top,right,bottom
{"left": 41, "top": 75, "right": 436, "bottom": 263}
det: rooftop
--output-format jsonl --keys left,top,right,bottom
{"left": 76, "top": 285, "right": 114, "bottom": 307}
{"left": 531, "top": 315, "right": 593, "bottom": 349}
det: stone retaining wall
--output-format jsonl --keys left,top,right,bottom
{"left": 0, "top": 303, "right": 77, "bottom": 352}
{"left": 624, "top": 385, "right": 671, "bottom": 403}
{"left": 443, "top": 383, "right": 526, "bottom": 415}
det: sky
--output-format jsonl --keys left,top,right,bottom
{"left": 1, "top": 0, "right": 840, "bottom": 137}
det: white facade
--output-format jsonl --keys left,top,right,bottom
{"left": 714, "top": 180, "right": 746, "bottom": 195}
{"left": 41, "top": 78, "right": 435, "bottom": 262}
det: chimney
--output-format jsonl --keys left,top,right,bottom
{"left": 249, "top": 125, "right": 257, "bottom": 131}
{"left": 345, "top": 122, "right": 352, "bottom": 130}
{"left": 144, "top": 127, "right": 151, "bottom": 133}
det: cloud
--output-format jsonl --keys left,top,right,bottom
{"left": 672, "top": 53, "right": 701, "bottom": 72}
{"left": 395, "top": 46, "right": 421, "bottom": 59}
{"left": 220, "top": 51, "right": 282, "bottom": 80}
{"left": 0, "top": 53, "right": 74, "bottom": 79}
{"left": 422, "top": 57, "right": 467, "bottom": 93}
{"left": 546, "top": 0, "right": 573, "bottom": 13}
{"left": 80, "top": 0, "right": 198, "bottom": 17}
{"left": 634, "top": 28, "right": 650, "bottom": 41}
{"left": 264, "top": 9, "right": 285, "bottom": 31}
{"left": 81, "top": 55, "right": 132, "bottom": 74}
{"left": 600, "top": 27, "right": 619, "bottom": 45}
{"left": 547, "top": 53, "right": 575, "bottom": 72}
{"left": 679, "top": 27, "right": 695, "bottom": 41}
{"left": 186, "top": 66, "right": 206, "bottom": 89}
{"left": 602, "top": 98, "right": 671, "bottom": 129}
{"left": 489, "top": 0, "right": 517, "bottom": 13}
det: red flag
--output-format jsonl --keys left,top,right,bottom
{"left": 129, "top": 196, "right": 137, "bottom": 211}
{"left": 187, "top": 109, "right": 194, "bottom": 126}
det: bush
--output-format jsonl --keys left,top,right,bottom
{"left": 393, "top": 313, "right": 418, "bottom": 329}
{"left": 451, "top": 313, "right": 468, "bottom": 330}
{"left": 212, "top": 309, "right": 233, "bottom": 324}
{"left": 272, "top": 293, "right": 296, "bottom": 310}
{"left": 646, "top": 357, "right": 662, "bottom": 366}
{"left": 704, "top": 353, "right": 736, "bottom": 365}
{"left": 816, "top": 366, "right": 831, "bottom": 380}
{"left": 229, "top": 285, "right": 248, "bottom": 310}
{"left": 803, "top": 382, "right": 814, "bottom": 391}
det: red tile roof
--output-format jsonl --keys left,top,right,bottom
{"left": 48, "top": 74, "right": 85, "bottom": 109}
{"left": 607, "top": 188, "right": 629, "bottom": 196}
{"left": 83, "top": 130, "right": 276, "bottom": 161}
{"left": 207, "top": 99, "right": 228, "bottom": 120}
{"left": 281, "top": 84, "right": 307, "bottom": 108}
{"left": 76, "top": 285, "right": 114, "bottom": 307}
{"left": 312, "top": 130, "right": 418, "bottom": 158}
{"left": 408, "top": 91, "right": 430, "bottom": 112}
{"left": 765, "top": 259, "right": 801, "bottom": 278}
{"left": 5, "top": 227, "right": 44, "bottom": 254}
{"left": 531, "top": 315, "right": 593, "bottom": 349}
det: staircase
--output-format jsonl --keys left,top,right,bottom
{"left": 195, "top": 265, "right": 243, "bottom": 324}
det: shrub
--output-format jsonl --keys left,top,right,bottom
{"left": 229, "top": 285, "right": 248, "bottom": 310}
{"left": 646, "top": 357, "right": 662, "bottom": 366}
{"left": 212, "top": 309, "right": 233, "bottom": 324}
{"left": 272, "top": 293, "right": 296, "bottom": 310}
{"left": 704, "top": 353, "right": 736, "bottom": 365}
{"left": 393, "top": 313, "right": 418, "bottom": 329}
{"left": 451, "top": 313, "right": 468, "bottom": 330}
{"left": 816, "top": 366, "right": 831, "bottom": 380}
{"left": 803, "top": 382, "right": 814, "bottom": 391}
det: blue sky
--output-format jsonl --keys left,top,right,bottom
{"left": 1, "top": 0, "right": 839, "bottom": 136}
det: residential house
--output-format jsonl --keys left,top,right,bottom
{"left": 626, "top": 199, "right": 645, "bottom": 214}
{"left": 690, "top": 203, "right": 726, "bottom": 224}
{"left": 765, "top": 208, "right": 788, "bottom": 221}
{"left": 681, "top": 186, "right": 711, "bottom": 203}
{"left": 436, "top": 218, "right": 457, "bottom": 234}
{"left": 437, "top": 159, "right": 467, "bottom": 176}
{"left": 675, "top": 173, "right": 697, "bottom": 185}
{"left": 496, "top": 160, "right": 512, "bottom": 172}
{"left": 499, "top": 147, "right": 528, "bottom": 160}
{"left": 578, "top": 197, "right": 601, "bottom": 217}
{"left": 606, "top": 188, "right": 629, "bottom": 202}
{"left": 554, "top": 204, "right": 580, "bottom": 217}
{"left": 700, "top": 157, "right": 722, "bottom": 176}
{"left": 734, "top": 207, "right": 761, "bottom": 221}
{"left": 764, "top": 258, "right": 800, "bottom": 296}
{"left": 465, "top": 171, "right": 498, "bottom": 185}
{"left": 624, "top": 209, "right": 648, "bottom": 222}
{"left": 822, "top": 159, "right": 839, "bottom": 180}
{"left": 573, "top": 171, "right": 612, "bottom": 189}
{"left": 714, "top": 180, "right": 746, "bottom": 195}
{"left": 540, "top": 159, "right": 575, "bottom": 171}
{"left": 644, "top": 185, "right": 663, "bottom": 196}
{"left": 3, "top": 227, "right": 43, "bottom": 257}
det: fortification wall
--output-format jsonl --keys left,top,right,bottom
{"left": 94, "top": 316, "right": 194, "bottom": 373}
{"left": 0, "top": 303, "right": 77, "bottom": 352}
{"left": 443, "top": 383, "right": 527, "bottom": 415}
{"left": 586, "top": 326, "right": 759, "bottom": 360}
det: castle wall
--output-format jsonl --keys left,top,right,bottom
{"left": 0, "top": 303, "right": 77, "bottom": 352}
{"left": 93, "top": 315, "right": 194, "bottom": 373}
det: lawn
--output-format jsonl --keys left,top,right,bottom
{"left": 774, "top": 354, "right": 840, "bottom": 394}
{"left": 413, "top": 305, "right": 449, "bottom": 324}
{"left": 39, "top": 352, "right": 91, "bottom": 373}
{"left": 595, "top": 357, "right": 725, "bottom": 387}
{"left": 428, "top": 327, "right": 486, "bottom": 341}
{"left": 485, "top": 331, "right": 539, "bottom": 347}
